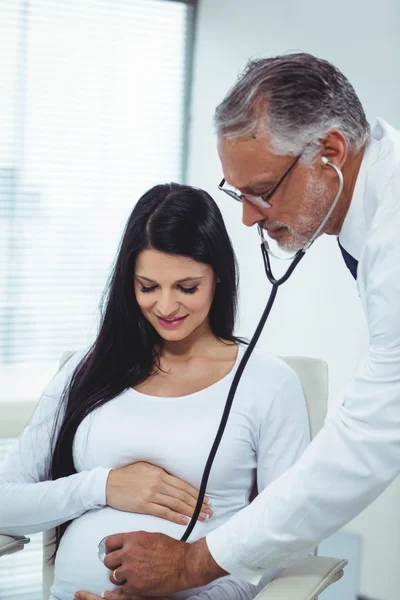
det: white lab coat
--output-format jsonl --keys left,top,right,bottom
{"left": 206, "top": 118, "right": 400, "bottom": 583}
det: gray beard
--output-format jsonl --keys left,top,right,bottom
{"left": 266, "top": 176, "right": 334, "bottom": 253}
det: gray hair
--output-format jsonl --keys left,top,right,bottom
{"left": 214, "top": 53, "right": 370, "bottom": 161}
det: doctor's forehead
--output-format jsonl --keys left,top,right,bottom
{"left": 217, "top": 134, "right": 283, "bottom": 189}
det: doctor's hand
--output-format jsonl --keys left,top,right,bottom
{"left": 106, "top": 462, "right": 213, "bottom": 525}
{"left": 102, "top": 531, "right": 227, "bottom": 596}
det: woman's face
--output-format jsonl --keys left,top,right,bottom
{"left": 134, "top": 249, "right": 217, "bottom": 342}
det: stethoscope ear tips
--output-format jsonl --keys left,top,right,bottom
{"left": 321, "top": 156, "right": 329, "bottom": 165}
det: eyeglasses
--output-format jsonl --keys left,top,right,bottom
{"left": 218, "top": 154, "right": 302, "bottom": 208}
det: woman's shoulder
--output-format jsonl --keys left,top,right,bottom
{"left": 233, "top": 344, "right": 307, "bottom": 428}
{"left": 236, "top": 342, "right": 299, "bottom": 389}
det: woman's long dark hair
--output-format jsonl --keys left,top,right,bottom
{"left": 48, "top": 183, "right": 242, "bottom": 559}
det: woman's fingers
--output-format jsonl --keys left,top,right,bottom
{"left": 147, "top": 502, "right": 211, "bottom": 525}
{"left": 163, "top": 472, "right": 208, "bottom": 503}
{"left": 147, "top": 502, "right": 194, "bottom": 525}
{"left": 155, "top": 490, "right": 213, "bottom": 520}
{"left": 161, "top": 474, "right": 213, "bottom": 518}
{"left": 160, "top": 482, "right": 212, "bottom": 511}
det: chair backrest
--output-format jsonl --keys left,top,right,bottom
{"left": 42, "top": 353, "right": 328, "bottom": 600}
{"left": 0, "top": 402, "right": 37, "bottom": 439}
{"left": 280, "top": 356, "right": 328, "bottom": 440}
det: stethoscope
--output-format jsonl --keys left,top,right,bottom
{"left": 179, "top": 157, "right": 344, "bottom": 542}
{"left": 97, "top": 158, "right": 344, "bottom": 563}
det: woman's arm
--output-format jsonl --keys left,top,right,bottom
{"left": 256, "top": 367, "right": 310, "bottom": 493}
{"left": 0, "top": 350, "right": 110, "bottom": 535}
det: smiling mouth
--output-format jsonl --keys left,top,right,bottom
{"left": 156, "top": 315, "right": 189, "bottom": 329}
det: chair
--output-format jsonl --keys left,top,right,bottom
{"left": 0, "top": 353, "right": 347, "bottom": 600}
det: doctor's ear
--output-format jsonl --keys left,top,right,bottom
{"left": 319, "top": 129, "right": 348, "bottom": 168}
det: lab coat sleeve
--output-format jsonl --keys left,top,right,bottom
{"left": 206, "top": 183, "right": 400, "bottom": 584}
{"left": 255, "top": 368, "right": 310, "bottom": 494}
{"left": 0, "top": 349, "right": 110, "bottom": 535}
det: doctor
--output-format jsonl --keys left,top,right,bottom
{"left": 98, "top": 52, "right": 400, "bottom": 598}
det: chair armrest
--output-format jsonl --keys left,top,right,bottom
{"left": 254, "top": 556, "right": 347, "bottom": 600}
{"left": 0, "top": 535, "right": 30, "bottom": 558}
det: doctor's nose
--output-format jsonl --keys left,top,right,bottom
{"left": 242, "top": 198, "right": 266, "bottom": 228}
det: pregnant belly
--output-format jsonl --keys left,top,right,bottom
{"left": 51, "top": 506, "right": 212, "bottom": 600}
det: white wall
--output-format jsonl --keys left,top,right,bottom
{"left": 187, "top": 1, "right": 400, "bottom": 599}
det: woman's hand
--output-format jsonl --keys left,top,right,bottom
{"left": 106, "top": 461, "right": 213, "bottom": 525}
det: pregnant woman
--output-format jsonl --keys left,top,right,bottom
{"left": 0, "top": 184, "right": 310, "bottom": 600}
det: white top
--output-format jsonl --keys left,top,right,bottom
{"left": 207, "top": 118, "right": 400, "bottom": 583}
{"left": 0, "top": 344, "right": 309, "bottom": 600}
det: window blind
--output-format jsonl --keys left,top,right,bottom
{"left": 0, "top": 0, "right": 194, "bottom": 403}
{"left": 0, "top": 0, "right": 195, "bottom": 596}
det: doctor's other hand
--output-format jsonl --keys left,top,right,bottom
{"left": 103, "top": 531, "right": 227, "bottom": 596}
{"left": 106, "top": 461, "right": 213, "bottom": 525}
